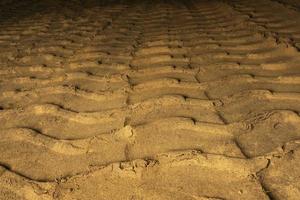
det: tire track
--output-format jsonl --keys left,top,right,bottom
{"left": 1, "top": 0, "right": 300, "bottom": 199}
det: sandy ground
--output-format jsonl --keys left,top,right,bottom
{"left": 0, "top": 0, "right": 300, "bottom": 199}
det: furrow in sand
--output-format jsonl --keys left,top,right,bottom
{"left": 191, "top": 47, "right": 300, "bottom": 65}
{"left": 226, "top": 0, "right": 300, "bottom": 46}
{"left": 0, "top": 119, "right": 236, "bottom": 180}
{"left": 128, "top": 78, "right": 207, "bottom": 103}
{"left": 7, "top": 68, "right": 297, "bottom": 103}
{"left": 126, "top": 65, "right": 198, "bottom": 84}
{"left": 0, "top": 72, "right": 129, "bottom": 93}
{"left": 0, "top": 150, "right": 270, "bottom": 200}
{"left": 215, "top": 90, "right": 300, "bottom": 122}
{"left": 13, "top": 53, "right": 65, "bottom": 67}
{"left": 0, "top": 66, "right": 65, "bottom": 79}
{"left": 0, "top": 0, "right": 300, "bottom": 199}
{"left": 129, "top": 74, "right": 300, "bottom": 100}
{"left": 1, "top": 110, "right": 300, "bottom": 180}
{"left": 202, "top": 74, "right": 300, "bottom": 98}
{"left": 0, "top": 104, "right": 126, "bottom": 139}
{"left": 127, "top": 95, "right": 223, "bottom": 125}
{"left": 0, "top": 86, "right": 128, "bottom": 112}
{"left": 131, "top": 54, "right": 189, "bottom": 68}
{"left": 0, "top": 65, "right": 197, "bottom": 83}
{"left": 273, "top": 0, "right": 300, "bottom": 11}
{"left": 196, "top": 62, "right": 300, "bottom": 82}
{"left": 65, "top": 62, "right": 131, "bottom": 76}
{"left": 259, "top": 144, "right": 300, "bottom": 200}
{"left": 0, "top": 95, "right": 222, "bottom": 139}
{"left": 1, "top": 88, "right": 300, "bottom": 138}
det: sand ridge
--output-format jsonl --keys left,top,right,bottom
{"left": 0, "top": 0, "right": 300, "bottom": 199}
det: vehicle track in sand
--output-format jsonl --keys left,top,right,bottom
{"left": 0, "top": 0, "right": 300, "bottom": 199}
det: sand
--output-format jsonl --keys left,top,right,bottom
{"left": 0, "top": 0, "right": 300, "bottom": 199}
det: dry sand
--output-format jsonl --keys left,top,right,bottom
{"left": 0, "top": 0, "right": 300, "bottom": 199}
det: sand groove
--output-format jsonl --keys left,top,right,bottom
{"left": 1, "top": 0, "right": 300, "bottom": 199}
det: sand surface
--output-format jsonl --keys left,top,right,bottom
{"left": 0, "top": 0, "right": 300, "bottom": 199}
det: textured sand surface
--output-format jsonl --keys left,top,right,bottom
{"left": 0, "top": 0, "right": 300, "bottom": 199}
